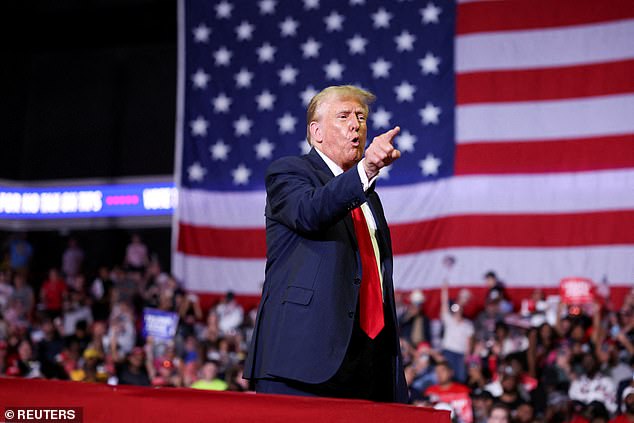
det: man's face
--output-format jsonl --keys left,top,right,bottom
{"left": 313, "top": 96, "right": 368, "bottom": 171}
{"left": 488, "top": 409, "right": 509, "bottom": 423}
{"left": 435, "top": 365, "right": 452, "bottom": 385}
{"left": 625, "top": 393, "right": 634, "bottom": 414}
{"left": 516, "top": 403, "right": 534, "bottom": 423}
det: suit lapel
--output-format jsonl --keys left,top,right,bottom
{"left": 306, "top": 149, "right": 359, "bottom": 249}
{"left": 366, "top": 190, "right": 392, "bottom": 260}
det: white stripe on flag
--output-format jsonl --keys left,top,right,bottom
{"left": 173, "top": 252, "right": 266, "bottom": 293}
{"left": 380, "top": 169, "right": 634, "bottom": 223}
{"left": 394, "top": 245, "right": 634, "bottom": 289}
{"left": 456, "top": 19, "right": 634, "bottom": 72}
{"left": 457, "top": 93, "right": 634, "bottom": 143}
{"left": 177, "top": 188, "right": 266, "bottom": 227}
{"left": 174, "top": 246, "right": 634, "bottom": 294}
{"left": 178, "top": 169, "right": 634, "bottom": 227}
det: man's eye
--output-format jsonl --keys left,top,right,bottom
{"left": 357, "top": 115, "right": 366, "bottom": 122}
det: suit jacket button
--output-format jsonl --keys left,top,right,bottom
{"left": 353, "top": 277, "right": 361, "bottom": 285}
{"left": 348, "top": 311, "right": 354, "bottom": 318}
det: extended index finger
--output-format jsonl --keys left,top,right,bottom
{"left": 381, "top": 126, "right": 400, "bottom": 145}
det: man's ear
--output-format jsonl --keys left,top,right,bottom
{"left": 309, "top": 121, "right": 322, "bottom": 144}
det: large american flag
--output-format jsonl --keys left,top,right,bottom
{"left": 174, "top": 0, "right": 634, "bottom": 301}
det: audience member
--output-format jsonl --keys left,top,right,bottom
{"left": 215, "top": 291, "right": 243, "bottom": 335}
{"left": 569, "top": 352, "right": 617, "bottom": 414}
{"left": 11, "top": 273, "right": 35, "bottom": 316}
{"left": 90, "top": 266, "right": 113, "bottom": 321}
{"left": 62, "top": 238, "right": 84, "bottom": 279}
{"left": 39, "top": 269, "right": 67, "bottom": 318}
{"left": 0, "top": 271, "right": 14, "bottom": 312}
{"left": 610, "top": 386, "right": 634, "bottom": 423}
{"left": 190, "top": 361, "right": 228, "bottom": 391}
{"left": 487, "top": 403, "right": 510, "bottom": 423}
{"left": 399, "top": 290, "right": 432, "bottom": 346}
{"left": 7, "top": 233, "right": 33, "bottom": 275}
{"left": 0, "top": 230, "right": 631, "bottom": 423}
{"left": 117, "top": 347, "right": 151, "bottom": 386}
{"left": 124, "top": 234, "right": 149, "bottom": 272}
{"left": 425, "top": 361, "right": 472, "bottom": 423}
{"left": 440, "top": 279, "right": 474, "bottom": 383}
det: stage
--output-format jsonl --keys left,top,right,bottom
{"left": 0, "top": 378, "right": 449, "bottom": 422}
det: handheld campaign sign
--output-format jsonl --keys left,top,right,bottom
{"left": 559, "top": 277, "right": 595, "bottom": 304}
{"left": 142, "top": 308, "right": 179, "bottom": 341}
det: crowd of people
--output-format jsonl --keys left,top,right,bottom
{"left": 399, "top": 274, "right": 634, "bottom": 423}
{"left": 1, "top": 233, "right": 633, "bottom": 423}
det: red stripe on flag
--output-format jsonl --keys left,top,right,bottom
{"left": 191, "top": 286, "right": 634, "bottom": 318}
{"left": 457, "top": 60, "right": 634, "bottom": 105}
{"left": 457, "top": 0, "right": 634, "bottom": 35}
{"left": 178, "top": 211, "right": 634, "bottom": 258}
{"left": 454, "top": 134, "right": 634, "bottom": 175}
{"left": 178, "top": 223, "right": 266, "bottom": 258}
{"left": 391, "top": 211, "right": 634, "bottom": 254}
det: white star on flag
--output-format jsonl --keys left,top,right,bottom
{"left": 190, "top": 116, "right": 209, "bottom": 136}
{"left": 324, "top": 60, "right": 344, "bottom": 80}
{"left": 210, "top": 140, "right": 231, "bottom": 161}
{"left": 419, "top": 52, "right": 440, "bottom": 75}
{"left": 277, "top": 113, "right": 297, "bottom": 134}
{"left": 258, "top": 0, "right": 276, "bottom": 15}
{"left": 419, "top": 103, "right": 441, "bottom": 125}
{"left": 280, "top": 17, "right": 299, "bottom": 37}
{"left": 371, "top": 107, "right": 391, "bottom": 129}
{"left": 324, "top": 11, "right": 345, "bottom": 32}
{"left": 395, "top": 31, "right": 416, "bottom": 52}
{"left": 303, "top": 0, "right": 319, "bottom": 10}
{"left": 234, "top": 115, "right": 253, "bottom": 136}
{"left": 192, "top": 24, "right": 211, "bottom": 43}
{"left": 213, "top": 47, "right": 232, "bottom": 66}
{"left": 191, "top": 69, "right": 210, "bottom": 89}
{"left": 347, "top": 34, "right": 367, "bottom": 55}
{"left": 395, "top": 81, "right": 416, "bottom": 102}
{"left": 301, "top": 38, "right": 321, "bottom": 58}
{"left": 419, "top": 153, "right": 441, "bottom": 175}
{"left": 212, "top": 93, "right": 232, "bottom": 113}
{"left": 257, "top": 43, "right": 276, "bottom": 63}
{"left": 215, "top": 1, "right": 233, "bottom": 19}
{"left": 235, "top": 68, "right": 254, "bottom": 88}
{"left": 370, "top": 58, "right": 391, "bottom": 78}
{"left": 350, "top": 0, "right": 365, "bottom": 5}
{"left": 300, "top": 86, "right": 318, "bottom": 106}
{"left": 421, "top": 2, "right": 441, "bottom": 24}
{"left": 231, "top": 164, "right": 252, "bottom": 185}
{"left": 254, "top": 139, "right": 275, "bottom": 159}
{"left": 256, "top": 90, "right": 276, "bottom": 111}
{"left": 371, "top": 8, "right": 392, "bottom": 29}
{"left": 279, "top": 65, "right": 299, "bottom": 85}
{"left": 235, "top": 21, "right": 255, "bottom": 41}
{"left": 396, "top": 130, "right": 417, "bottom": 152}
{"left": 187, "top": 162, "right": 207, "bottom": 182}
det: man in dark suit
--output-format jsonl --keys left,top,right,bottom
{"left": 244, "top": 85, "right": 407, "bottom": 403}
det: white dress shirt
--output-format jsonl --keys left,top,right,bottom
{"left": 314, "top": 148, "right": 384, "bottom": 296}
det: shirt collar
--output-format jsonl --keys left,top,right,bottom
{"left": 314, "top": 147, "right": 344, "bottom": 177}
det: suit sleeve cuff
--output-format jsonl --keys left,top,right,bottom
{"left": 357, "top": 159, "right": 380, "bottom": 192}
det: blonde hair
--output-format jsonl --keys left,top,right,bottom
{"left": 305, "top": 85, "right": 376, "bottom": 146}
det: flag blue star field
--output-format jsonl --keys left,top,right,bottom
{"left": 174, "top": 0, "right": 634, "bottom": 299}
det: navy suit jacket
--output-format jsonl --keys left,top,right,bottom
{"left": 244, "top": 148, "right": 408, "bottom": 403}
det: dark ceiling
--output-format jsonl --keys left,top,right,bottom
{"left": 1, "top": 0, "right": 177, "bottom": 180}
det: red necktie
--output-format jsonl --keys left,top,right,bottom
{"left": 351, "top": 206, "right": 384, "bottom": 339}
